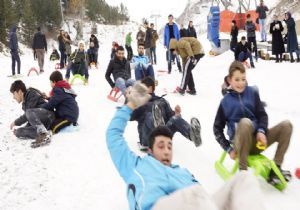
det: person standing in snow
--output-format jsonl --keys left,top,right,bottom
{"left": 125, "top": 32, "right": 133, "bottom": 61}
{"left": 58, "top": 29, "right": 66, "bottom": 69}
{"left": 187, "top": 21, "right": 197, "bottom": 38}
{"left": 150, "top": 23, "right": 159, "bottom": 65}
{"left": 32, "top": 26, "right": 47, "bottom": 73}
{"left": 89, "top": 34, "right": 99, "bottom": 66}
{"left": 136, "top": 27, "right": 145, "bottom": 46}
{"left": 164, "top": 14, "right": 182, "bottom": 73}
{"left": 256, "top": 0, "right": 269, "bottom": 42}
{"left": 9, "top": 25, "right": 21, "bottom": 76}
{"left": 269, "top": 14, "right": 285, "bottom": 63}
{"left": 10, "top": 80, "right": 55, "bottom": 147}
{"left": 106, "top": 81, "right": 266, "bottom": 210}
{"left": 284, "top": 12, "right": 300, "bottom": 63}
{"left": 213, "top": 61, "right": 293, "bottom": 185}
{"left": 169, "top": 37, "right": 205, "bottom": 95}
{"left": 64, "top": 31, "right": 72, "bottom": 65}
{"left": 230, "top": 20, "right": 238, "bottom": 52}
{"left": 245, "top": 14, "right": 258, "bottom": 61}
{"left": 144, "top": 21, "right": 153, "bottom": 64}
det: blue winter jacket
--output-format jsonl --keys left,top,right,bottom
{"left": 132, "top": 55, "right": 149, "bottom": 65}
{"left": 106, "top": 106, "right": 198, "bottom": 210}
{"left": 9, "top": 26, "right": 18, "bottom": 51}
{"left": 213, "top": 86, "right": 268, "bottom": 152}
{"left": 164, "top": 23, "right": 180, "bottom": 48}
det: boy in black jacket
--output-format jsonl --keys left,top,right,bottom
{"left": 10, "top": 80, "right": 55, "bottom": 147}
{"left": 131, "top": 77, "right": 201, "bottom": 149}
{"left": 213, "top": 61, "right": 292, "bottom": 184}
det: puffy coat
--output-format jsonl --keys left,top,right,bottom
{"left": 106, "top": 106, "right": 198, "bottom": 210}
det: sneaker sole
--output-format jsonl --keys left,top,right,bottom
{"left": 190, "top": 118, "right": 202, "bottom": 147}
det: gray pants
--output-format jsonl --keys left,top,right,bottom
{"left": 15, "top": 108, "right": 55, "bottom": 139}
{"left": 35, "top": 49, "right": 45, "bottom": 71}
{"left": 234, "top": 118, "right": 292, "bottom": 170}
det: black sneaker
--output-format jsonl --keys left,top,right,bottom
{"left": 31, "top": 132, "right": 51, "bottom": 148}
{"left": 178, "top": 88, "right": 185, "bottom": 95}
{"left": 152, "top": 102, "right": 165, "bottom": 127}
{"left": 268, "top": 167, "right": 292, "bottom": 185}
{"left": 250, "top": 62, "right": 255, "bottom": 68}
{"left": 186, "top": 90, "right": 197, "bottom": 95}
{"left": 189, "top": 118, "right": 202, "bottom": 147}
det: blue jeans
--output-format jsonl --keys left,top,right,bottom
{"left": 11, "top": 50, "right": 21, "bottom": 75}
{"left": 139, "top": 114, "right": 191, "bottom": 146}
{"left": 167, "top": 49, "right": 182, "bottom": 73}
{"left": 259, "top": 19, "right": 267, "bottom": 41}
{"left": 115, "top": 78, "right": 135, "bottom": 95}
{"left": 134, "top": 64, "right": 155, "bottom": 80}
{"left": 238, "top": 51, "right": 254, "bottom": 63}
{"left": 150, "top": 47, "right": 156, "bottom": 64}
{"left": 59, "top": 49, "right": 66, "bottom": 68}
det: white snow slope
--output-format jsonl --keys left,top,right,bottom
{"left": 1, "top": 26, "right": 300, "bottom": 209}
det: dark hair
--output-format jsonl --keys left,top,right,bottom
{"left": 246, "top": 14, "right": 251, "bottom": 18}
{"left": 149, "top": 126, "right": 173, "bottom": 150}
{"left": 168, "top": 14, "right": 173, "bottom": 18}
{"left": 37, "top": 26, "right": 41, "bottom": 31}
{"left": 141, "top": 76, "right": 155, "bottom": 92}
{"left": 10, "top": 80, "right": 26, "bottom": 93}
{"left": 241, "top": 36, "right": 246, "bottom": 40}
{"left": 91, "top": 34, "right": 95, "bottom": 38}
{"left": 50, "top": 71, "right": 63, "bottom": 83}
{"left": 232, "top": 20, "right": 236, "bottom": 24}
{"left": 150, "top": 23, "right": 154, "bottom": 26}
{"left": 228, "top": 61, "right": 246, "bottom": 78}
{"left": 117, "top": 46, "right": 125, "bottom": 52}
{"left": 138, "top": 43, "right": 144, "bottom": 48}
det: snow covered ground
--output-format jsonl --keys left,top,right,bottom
{"left": 1, "top": 30, "right": 300, "bottom": 210}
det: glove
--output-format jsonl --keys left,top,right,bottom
{"left": 126, "top": 82, "right": 151, "bottom": 108}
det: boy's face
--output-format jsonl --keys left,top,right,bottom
{"left": 229, "top": 70, "right": 247, "bottom": 93}
{"left": 79, "top": 43, "right": 84, "bottom": 51}
{"left": 148, "top": 136, "right": 173, "bottom": 166}
{"left": 138, "top": 45, "right": 144, "bottom": 55}
{"left": 12, "top": 90, "right": 24, "bottom": 104}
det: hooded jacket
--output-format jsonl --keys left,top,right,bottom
{"left": 106, "top": 106, "right": 198, "bottom": 210}
{"left": 32, "top": 31, "right": 47, "bottom": 51}
{"left": 169, "top": 37, "right": 204, "bottom": 65}
{"left": 42, "top": 80, "right": 79, "bottom": 123}
{"left": 9, "top": 26, "right": 18, "bottom": 51}
{"left": 213, "top": 86, "right": 268, "bottom": 152}
{"left": 14, "top": 88, "right": 47, "bottom": 126}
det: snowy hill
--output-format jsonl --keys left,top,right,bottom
{"left": 1, "top": 21, "right": 300, "bottom": 210}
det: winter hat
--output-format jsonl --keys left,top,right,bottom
{"left": 78, "top": 40, "right": 85, "bottom": 49}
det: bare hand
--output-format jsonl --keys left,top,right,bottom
{"left": 229, "top": 150, "right": 237, "bottom": 160}
{"left": 174, "top": 105, "right": 181, "bottom": 116}
{"left": 10, "top": 122, "right": 15, "bottom": 130}
{"left": 256, "top": 132, "right": 267, "bottom": 146}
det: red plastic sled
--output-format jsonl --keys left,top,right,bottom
{"left": 27, "top": 67, "right": 39, "bottom": 76}
{"left": 107, "top": 87, "right": 122, "bottom": 102}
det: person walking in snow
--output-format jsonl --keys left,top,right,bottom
{"left": 213, "top": 61, "right": 292, "bottom": 185}
{"left": 269, "top": 14, "right": 285, "bottom": 63}
{"left": 32, "top": 26, "right": 47, "bottom": 73}
{"left": 130, "top": 76, "right": 201, "bottom": 150}
{"left": 125, "top": 32, "right": 133, "bottom": 61}
{"left": 164, "top": 14, "right": 182, "bottom": 73}
{"left": 42, "top": 71, "right": 79, "bottom": 134}
{"left": 284, "top": 12, "right": 300, "bottom": 63}
{"left": 9, "top": 25, "right": 21, "bottom": 76}
{"left": 169, "top": 37, "right": 205, "bottom": 95}
{"left": 150, "top": 23, "right": 159, "bottom": 64}
{"left": 245, "top": 14, "right": 258, "bottom": 61}
{"left": 9, "top": 80, "right": 55, "bottom": 147}
{"left": 105, "top": 46, "right": 135, "bottom": 95}
{"left": 256, "top": 0, "right": 269, "bottom": 42}
{"left": 106, "top": 81, "right": 266, "bottom": 210}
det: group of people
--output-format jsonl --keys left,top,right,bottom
{"left": 230, "top": 0, "right": 299, "bottom": 65}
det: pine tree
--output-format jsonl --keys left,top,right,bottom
{"left": 21, "top": 0, "right": 36, "bottom": 46}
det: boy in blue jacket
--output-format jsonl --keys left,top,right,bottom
{"left": 213, "top": 61, "right": 292, "bottom": 184}
{"left": 42, "top": 71, "right": 79, "bottom": 134}
{"left": 107, "top": 82, "right": 266, "bottom": 210}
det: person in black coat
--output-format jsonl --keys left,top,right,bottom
{"left": 90, "top": 34, "right": 99, "bottom": 65}
{"left": 179, "top": 24, "right": 188, "bottom": 38}
{"left": 32, "top": 27, "right": 47, "bottom": 72}
{"left": 230, "top": 20, "right": 239, "bottom": 52}
{"left": 58, "top": 30, "right": 66, "bottom": 69}
{"left": 284, "top": 12, "right": 300, "bottom": 63}
{"left": 42, "top": 71, "right": 79, "bottom": 134}
{"left": 187, "top": 21, "right": 197, "bottom": 38}
{"left": 269, "top": 15, "right": 285, "bottom": 62}
{"left": 144, "top": 21, "right": 153, "bottom": 64}
{"left": 235, "top": 36, "right": 255, "bottom": 68}
{"left": 105, "top": 46, "right": 135, "bottom": 95}
{"left": 9, "top": 25, "right": 21, "bottom": 76}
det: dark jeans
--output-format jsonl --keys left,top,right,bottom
{"left": 10, "top": 50, "right": 21, "bottom": 75}
{"left": 15, "top": 108, "right": 55, "bottom": 139}
{"left": 125, "top": 45, "right": 133, "bottom": 61}
{"left": 139, "top": 114, "right": 191, "bottom": 146}
{"left": 65, "top": 62, "right": 89, "bottom": 79}
{"left": 180, "top": 54, "right": 202, "bottom": 91}
{"left": 59, "top": 49, "right": 66, "bottom": 69}
{"left": 238, "top": 51, "right": 254, "bottom": 63}
{"left": 167, "top": 49, "right": 182, "bottom": 73}
{"left": 134, "top": 64, "right": 155, "bottom": 80}
{"left": 247, "top": 37, "right": 258, "bottom": 60}
{"left": 150, "top": 47, "right": 157, "bottom": 64}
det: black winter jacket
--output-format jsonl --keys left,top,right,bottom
{"left": 32, "top": 31, "right": 47, "bottom": 51}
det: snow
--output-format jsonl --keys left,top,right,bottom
{"left": 1, "top": 25, "right": 300, "bottom": 210}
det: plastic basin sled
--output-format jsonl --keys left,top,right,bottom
{"left": 107, "top": 88, "right": 122, "bottom": 102}
{"left": 70, "top": 74, "right": 86, "bottom": 85}
{"left": 215, "top": 151, "right": 287, "bottom": 191}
